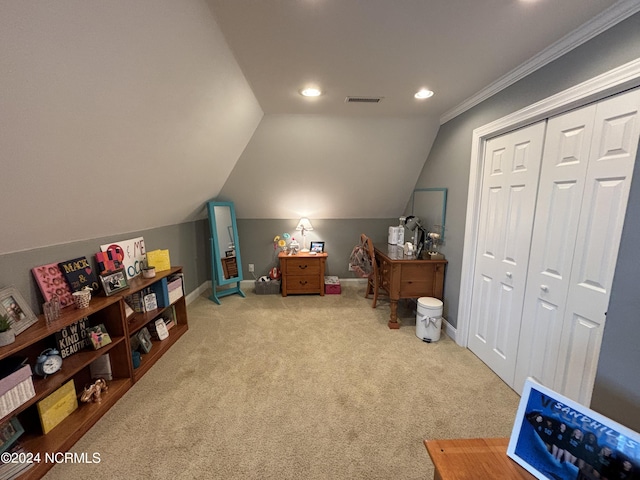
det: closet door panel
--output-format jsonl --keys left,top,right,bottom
{"left": 555, "top": 89, "right": 640, "bottom": 405}
{"left": 468, "top": 121, "right": 546, "bottom": 384}
{"left": 514, "top": 104, "right": 596, "bottom": 395}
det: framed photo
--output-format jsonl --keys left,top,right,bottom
{"left": 99, "top": 268, "right": 129, "bottom": 296}
{"left": 310, "top": 241, "right": 325, "bottom": 253}
{"left": 0, "top": 286, "right": 38, "bottom": 335}
{"left": 507, "top": 378, "right": 640, "bottom": 480}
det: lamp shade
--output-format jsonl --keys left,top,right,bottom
{"left": 296, "top": 218, "right": 314, "bottom": 232}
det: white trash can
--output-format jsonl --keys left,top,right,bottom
{"left": 416, "top": 297, "right": 443, "bottom": 342}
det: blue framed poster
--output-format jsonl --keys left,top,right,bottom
{"left": 508, "top": 378, "right": 639, "bottom": 480}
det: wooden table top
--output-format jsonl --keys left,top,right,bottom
{"left": 424, "top": 438, "right": 534, "bottom": 480}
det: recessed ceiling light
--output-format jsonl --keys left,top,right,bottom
{"left": 300, "top": 87, "right": 322, "bottom": 97}
{"left": 414, "top": 89, "right": 434, "bottom": 99}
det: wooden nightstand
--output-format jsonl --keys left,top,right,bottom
{"left": 279, "top": 252, "right": 327, "bottom": 296}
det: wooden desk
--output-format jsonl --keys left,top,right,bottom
{"left": 279, "top": 252, "right": 327, "bottom": 296}
{"left": 374, "top": 245, "right": 447, "bottom": 329}
{"left": 424, "top": 438, "right": 534, "bottom": 480}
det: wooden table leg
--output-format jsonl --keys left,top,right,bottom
{"left": 388, "top": 299, "right": 400, "bottom": 329}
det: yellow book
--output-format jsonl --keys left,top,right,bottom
{"left": 37, "top": 380, "right": 78, "bottom": 434}
{"left": 146, "top": 249, "right": 171, "bottom": 272}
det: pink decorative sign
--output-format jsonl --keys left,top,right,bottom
{"left": 31, "top": 263, "right": 74, "bottom": 309}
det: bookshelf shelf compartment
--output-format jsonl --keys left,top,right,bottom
{"left": 0, "top": 266, "right": 188, "bottom": 479}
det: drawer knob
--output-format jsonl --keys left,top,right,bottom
{"left": 298, "top": 265, "right": 308, "bottom": 270}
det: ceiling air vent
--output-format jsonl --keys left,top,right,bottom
{"left": 345, "top": 96, "right": 384, "bottom": 103}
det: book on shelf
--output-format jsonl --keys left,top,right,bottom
{"left": 37, "top": 379, "right": 78, "bottom": 434}
{"left": 0, "top": 441, "right": 35, "bottom": 478}
{"left": 89, "top": 353, "right": 113, "bottom": 381}
{"left": 163, "top": 305, "right": 176, "bottom": 330}
{"left": 86, "top": 324, "right": 112, "bottom": 350}
{"left": 149, "top": 280, "right": 170, "bottom": 308}
{"left": 57, "top": 256, "right": 100, "bottom": 292}
{"left": 31, "top": 262, "right": 75, "bottom": 309}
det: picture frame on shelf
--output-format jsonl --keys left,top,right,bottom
{"left": 310, "top": 241, "right": 325, "bottom": 253}
{"left": 0, "top": 286, "right": 38, "bottom": 335}
{"left": 507, "top": 378, "right": 640, "bottom": 480}
{"left": 0, "top": 417, "right": 24, "bottom": 454}
{"left": 99, "top": 268, "right": 128, "bottom": 297}
{"left": 86, "top": 324, "right": 112, "bottom": 350}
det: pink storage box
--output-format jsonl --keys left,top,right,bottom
{"left": 167, "top": 276, "right": 184, "bottom": 304}
{"left": 324, "top": 276, "right": 341, "bottom": 294}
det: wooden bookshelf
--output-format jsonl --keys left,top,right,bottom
{"left": 0, "top": 266, "right": 189, "bottom": 479}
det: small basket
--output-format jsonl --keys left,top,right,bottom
{"left": 255, "top": 280, "right": 281, "bottom": 295}
{"left": 72, "top": 290, "right": 92, "bottom": 309}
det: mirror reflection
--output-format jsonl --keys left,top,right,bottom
{"left": 213, "top": 206, "right": 238, "bottom": 279}
{"left": 207, "top": 200, "right": 245, "bottom": 304}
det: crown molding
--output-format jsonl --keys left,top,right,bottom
{"left": 440, "top": 0, "right": 640, "bottom": 125}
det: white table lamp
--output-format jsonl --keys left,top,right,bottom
{"left": 296, "top": 218, "right": 314, "bottom": 252}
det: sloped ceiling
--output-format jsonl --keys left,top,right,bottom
{"left": 1, "top": 0, "right": 633, "bottom": 254}
{"left": 0, "top": 0, "right": 262, "bottom": 254}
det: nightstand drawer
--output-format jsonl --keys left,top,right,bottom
{"left": 286, "top": 275, "right": 321, "bottom": 293}
{"left": 286, "top": 258, "right": 321, "bottom": 275}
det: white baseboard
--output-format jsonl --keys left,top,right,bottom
{"left": 186, "top": 281, "right": 211, "bottom": 304}
{"left": 443, "top": 317, "right": 456, "bottom": 343}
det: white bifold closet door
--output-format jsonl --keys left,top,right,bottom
{"left": 470, "top": 88, "right": 640, "bottom": 405}
{"left": 467, "top": 122, "right": 546, "bottom": 384}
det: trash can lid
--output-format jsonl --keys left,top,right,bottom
{"left": 417, "top": 297, "right": 443, "bottom": 308}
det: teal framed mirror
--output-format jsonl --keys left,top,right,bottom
{"left": 207, "top": 200, "right": 245, "bottom": 304}
{"left": 411, "top": 188, "right": 447, "bottom": 240}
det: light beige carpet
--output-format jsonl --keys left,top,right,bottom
{"left": 43, "top": 284, "right": 520, "bottom": 479}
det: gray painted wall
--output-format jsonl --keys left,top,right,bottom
{"left": 413, "top": 12, "right": 640, "bottom": 429}
{"left": 234, "top": 218, "right": 396, "bottom": 280}
{"left": 590, "top": 146, "right": 640, "bottom": 432}
{"left": 0, "top": 222, "right": 209, "bottom": 315}
{"left": 220, "top": 115, "right": 439, "bottom": 220}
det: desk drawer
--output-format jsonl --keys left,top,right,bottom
{"left": 287, "top": 275, "right": 321, "bottom": 293}
{"left": 286, "top": 258, "right": 321, "bottom": 275}
{"left": 399, "top": 263, "right": 439, "bottom": 297}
